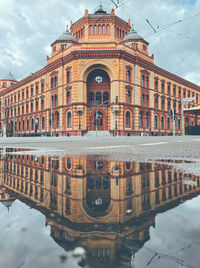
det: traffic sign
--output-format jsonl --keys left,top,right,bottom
{"left": 181, "top": 97, "right": 195, "bottom": 104}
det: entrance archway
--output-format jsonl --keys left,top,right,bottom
{"left": 87, "top": 69, "right": 110, "bottom": 131}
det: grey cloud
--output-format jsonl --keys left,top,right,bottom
{"left": 0, "top": 0, "right": 199, "bottom": 85}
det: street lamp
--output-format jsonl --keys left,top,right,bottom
{"left": 111, "top": 105, "right": 122, "bottom": 136}
{"left": 74, "top": 106, "right": 85, "bottom": 130}
{"left": 31, "top": 72, "right": 53, "bottom": 137}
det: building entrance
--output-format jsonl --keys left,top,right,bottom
{"left": 94, "top": 111, "right": 103, "bottom": 131}
{"left": 87, "top": 69, "right": 110, "bottom": 131}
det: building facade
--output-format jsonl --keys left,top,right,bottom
{"left": 1, "top": 5, "right": 200, "bottom": 137}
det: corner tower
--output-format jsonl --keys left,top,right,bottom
{"left": 70, "top": 5, "right": 131, "bottom": 43}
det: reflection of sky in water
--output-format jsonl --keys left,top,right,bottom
{"left": 135, "top": 195, "right": 200, "bottom": 268}
{"left": 0, "top": 200, "right": 79, "bottom": 268}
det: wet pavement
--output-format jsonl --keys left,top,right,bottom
{"left": 0, "top": 148, "right": 200, "bottom": 268}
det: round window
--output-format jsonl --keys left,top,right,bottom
{"left": 95, "top": 76, "right": 103, "bottom": 83}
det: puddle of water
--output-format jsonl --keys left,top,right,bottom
{"left": 0, "top": 148, "right": 200, "bottom": 268}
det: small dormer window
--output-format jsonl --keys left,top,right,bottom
{"left": 53, "top": 46, "right": 56, "bottom": 52}
{"left": 143, "top": 45, "right": 147, "bottom": 51}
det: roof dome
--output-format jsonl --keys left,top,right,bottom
{"left": 94, "top": 2, "right": 107, "bottom": 15}
{"left": 57, "top": 28, "right": 77, "bottom": 42}
{"left": 3, "top": 71, "right": 16, "bottom": 81}
{"left": 122, "top": 28, "right": 144, "bottom": 42}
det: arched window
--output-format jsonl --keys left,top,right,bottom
{"left": 27, "top": 119, "right": 29, "bottom": 131}
{"left": 155, "top": 97, "right": 158, "bottom": 109}
{"left": 51, "top": 78, "right": 54, "bottom": 88}
{"left": 145, "top": 77, "right": 149, "bottom": 88}
{"left": 96, "top": 92, "right": 101, "bottom": 104}
{"left": 94, "top": 25, "right": 97, "bottom": 34}
{"left": 107, "top": 24, "right": 109, "bottom": 34}
{"left": 41, "top": 83, "right": 44, "bottom": 92}
{"left": 98, "top": 24, "right": 101, "bottom": 34}
{"left": 22, "top": 120, "right": 25, "bottom": 131}
{"left": 161, "top": 83, "right": 164, "bottom": 93}
{"left": 125, "top": 111, "right": 130, "bottom": 127}
{"left": 154, "top": 115, "right": 158, "bottom": 129}
{"left": 90, "top": 25, "right": 92, "bottom": 34}
{"left": 173, "top": 87, "right": 176, "bottom": 96}
{"left": 56, "top": 112, "right": 59, "bottom": 128}
{"left": 178, "top": 119, "right": 181, "bottom": 130}
{"left": 155, "top": 80, "right": 158, "bottom": 91}
{"left": 117, "top": 27, "right": 119, "bottom": 37}
{"left": 141, "top": 94, "right": 145, "bottom": 106}
{"left": 167, "top": 117, "right": 170, "bottom": 130}
{"left": 168, "top": 85, "right": 171, "bottom": 95}
{"left": 168, "top": 100, "right": 171, "bottom": 110}
{"left": 67, "top": 91, "right": 70, "bottom": 104}
{"left": 102, "top": 25, "right": 105, "bottom": 34}
{"left": 141, "top": 75, "right": 145, "bottom": 87}
{"left": 41, "top": 99, "right": 44, "bottom": 110}
{"left": 42, "top": 116, "right": 45, "bottom": 129}
{"left": 161, "top": 99, "right": 165, "bottom": 110}
{"left": 54, "top": 76, "right": 57, "bottom": 88}
{"left": 18, "top": 121, "right": 21, "bottom": 131}
{"left": 139, "top": 112, "right": 143, "bottom": 128}
{"left": 127, "top": 70, "right": 130, "bottom": 82}
{"left": 54, "top": 95, "right": 58, "bottom": 107}
{"left": 89, "top": 92, "right": 94, "bottom": 104}
{"left": 103, "top": 92, "right": 109, "bottom": 104}
{"left": 67, "top": 112, "right": 71, "bottom": 128}
{"left": 32, "top": 118, "right": 34, "bottom": 130}
{"left": 146, "top": 95, "right": 149, "bottom": 106}
{"left": 161, "top": 116, "right": 164, "bottom": 129}
{"left": 36, "top": 101, "right": 38, "bottom": 111}
{"left": 127, "top": 90, "right": 131, "bottom": 104}
{"left": 145, "top": 113, "right": 149, "bottom": 128}
{"left": 67, "top": 71, "right": 70, "bottom": 83}
{"left": 30, "top": 88, "right": 33, "bottom": 97}
{"left": 67, "top": 157, "right": 71, "bottom": 169}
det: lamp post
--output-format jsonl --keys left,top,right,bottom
{"left": 74, "top": 106, "right": 85, "bottom": 131}
{"left": 111, "top": 105, "right": 122, "bottom": 136}
{"left": 31, "top": 72, "right": 53, "bottom": 137}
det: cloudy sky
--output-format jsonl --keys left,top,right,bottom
{"left": 0, "top": 0, "right": 200, "bottom": 85}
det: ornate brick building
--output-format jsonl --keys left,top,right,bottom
{"left": 0, "top": 5, "right": 200, "bottom": 136}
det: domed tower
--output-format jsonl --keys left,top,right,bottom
{"left": 70, "top": 3, "right": 131, "bottom": 43}
{"left": 50, "top": 27, "right": 78, "bottom": 57}
{"left": 0, "top": 71, "right": 17, "bottom": 91}
{"left": 121, "top": 27, "right": 149, "bottom": 55}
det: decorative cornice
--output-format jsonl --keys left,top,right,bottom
{"left": 125, "top": 65, "right": 132, "bottom": 70}
{"left": 65, "top": 86, "right": 72, "bottom": 90}
{"left": 125, "top": 85, "right": 132, "bottom": 90}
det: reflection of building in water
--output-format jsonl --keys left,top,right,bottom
{"left": 0, "top": 149, "right": 16, "bottom": 210}
{"left": 0, "top": 149, "right": 200, "bottom": 267}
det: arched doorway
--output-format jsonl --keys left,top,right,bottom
{"left": 87, "top": 69, "right": 110, "bottom": 131}
{"left": 94, "top": 111, "right": 103, "bottom": 131}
